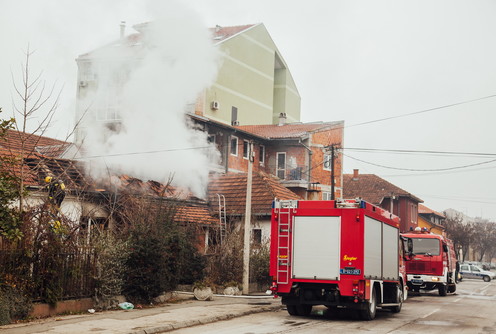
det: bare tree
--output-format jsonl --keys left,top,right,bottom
{"left": 472, "top": 220, "right": 496, "bottom": 263}
{"left": 442, "top": 211, "right": 474, "bottom": 262}
{"left": 10, "top": 45, "right": 63, "bottom": 212}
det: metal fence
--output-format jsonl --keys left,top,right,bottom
{"left": 0, "top": 246, "right": 96, "bottom": 302}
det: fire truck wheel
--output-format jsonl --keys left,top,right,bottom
{"left": 296, "top": 304, "right": 312, "bottom": 316}
{"left": 387, "top": 286, "right": 403, "bottom": 313}
{"left": 360, "top": 286, "right": 377, "bottom": 320}
{"left": 286, "top": 305, "right": 298, "bottom": 316}
{"left": 483, "top": 275, "right": 491, "bottom": 282}
{"left": 438, "top": 284, "right": 447, "bottom": 296}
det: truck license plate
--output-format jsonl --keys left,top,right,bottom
{"left": 411, "top": 279, "right": 423, "bottom": 285}
{"left": 340, "top": 268, "right": 361, "bottom": 275}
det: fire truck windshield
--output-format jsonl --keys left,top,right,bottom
{"left": 411, "top": 238, "right": 440, "bottom": 256}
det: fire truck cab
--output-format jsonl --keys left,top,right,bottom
{"left": 401, "top": 228, "right": 457, "bottom": 296}
{"left": 270, "top": 199, "right": 407, "bottom": 320}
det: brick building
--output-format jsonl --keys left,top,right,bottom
{"left": 192, "top": 114, "right": 344, "bottom": 201}
{"left": 343, "top": 169, "right": 423, "bottom": 232}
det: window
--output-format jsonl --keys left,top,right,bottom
{"left": 323, "top": 192, "right": 332, "bottom": 200}
{"left": 411, "top": 204, "right": 417, "bottom": 223}
{"left": 207, "top": 134, "right": 216, "bottom": 144}
{"left": 230, "top": 136, "right": 238, "bottom": 156}
{"left": 252, "top": 229, "right": 262, "bottom": 245}
{"left": 276, "top": 152, "right": 286, "bottom": 179}
{"left": 460, "top": 265, "right": 469, "bottom": 271}
{"left": 411, "top": 238, "right": 440, "bottom": 256}
{"left": 243, "top": 140, "right": 249, "bottom": 159}
{"left": 323, "top": 154, "right": 332, "bottom": 171}
{"left": 259, "top": 145, "right": 265, "bottom": 164}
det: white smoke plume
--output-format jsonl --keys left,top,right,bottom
{"left": 79, "top": 2, "right": 221, "bottom": 197}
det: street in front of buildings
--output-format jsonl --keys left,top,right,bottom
{"left": 172, "top": 279, "right": 496, "bottom": 334}
{"left": 5, "top": 279, "right": 494, "bottom": 334}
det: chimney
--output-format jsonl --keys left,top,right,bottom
{"left": 278, "top": 112, "right": 287, "bottom": 126}
{"left": 353, "top": 169, "right": 359, "bottom": 180}
{"left": 120, "top": 21, "right": 126, "bottom": 39}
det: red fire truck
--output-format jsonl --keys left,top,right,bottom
{"left": 401, "top": 228, "right": 457, "bottom": 296}
{"left": 269, "top": 199, "right": 408, "bottom": 320}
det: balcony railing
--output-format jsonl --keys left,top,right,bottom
{"left": 276, "top": 165, "right": 308, "bottom": 182}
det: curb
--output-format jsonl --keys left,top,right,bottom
{"left": 129, "top": 304, "right": 283, "bottom": 334}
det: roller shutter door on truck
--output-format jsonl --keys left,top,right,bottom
{"left": 292, "top": 216, "right": 341, "bottom": 280}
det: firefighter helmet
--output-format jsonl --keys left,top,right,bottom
{"left": 45, "top": 176, "right": 53, "bottom": 183}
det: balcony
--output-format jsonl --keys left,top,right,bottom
{"left": 277, "top": 165, "right": 309, "bottom": 188}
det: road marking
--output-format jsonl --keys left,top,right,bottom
{"left": 454, "top": 297, "right": 463, "bottom": 302}
{"left": 421, "top": 308, "right": 440, "bottom": 318}
{"left": 480, "top": 284, "right": 491, "bottom": 293}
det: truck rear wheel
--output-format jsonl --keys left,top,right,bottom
{"left": 360, "top": 286, "right": 377, "bottom": 320}
{"left": 387, "top": 285, "right": 403, "bottom": 313}
{"left": 286, "top": 305, "right": 298, "bottom": 316}
{"left": 438, "top": 284, "right": 447, "bottom": 296}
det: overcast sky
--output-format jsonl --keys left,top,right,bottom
{"left": 1, "top": 0, "right": 495, "bottom": 220}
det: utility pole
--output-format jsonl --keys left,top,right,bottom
{"left": 330, "top": 145, "right": 335, "bottom": 200}
{"left": 243, "top": 141, "right": 254, "bottom": 295}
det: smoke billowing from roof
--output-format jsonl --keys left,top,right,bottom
{"left": 78, "top": 2, "right": 220, "bottom": 197}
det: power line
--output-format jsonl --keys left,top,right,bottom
{"left": 345, "top": 93, "right": 496, "bottom": 129}
{"left": 344, "top": 153, "right": 496, "bottom": 172}
{"left": 380, "top": 165, "right": 496, "bottom": 178}
{"left": 344, "top": 147, "right": 496, "bottom": 158}
{"left": 74, "top": 146, "right": 212, "bottom": 159}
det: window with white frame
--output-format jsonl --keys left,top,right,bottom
{"left": 276, "top": 152, "right": 286, "bottom": 179}
{"left": 243, "top": 140, "right": 249, "bottom": 159}
{"left": 323, "top": 154, "right": 332, "bottom": 171}
{"left": 322, "top": 192, "right": 333, "bottom": 200}
{"left": 259, "top": 145, "right": 265, "bottom": 164}
{"left": 411, "top": 203, "right": 417, "bottom": 224}
{"left": 230, "top": 136, "right": 238, "bottom": 156}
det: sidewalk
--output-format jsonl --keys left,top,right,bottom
{"left": 1, "top": 293, "right": 282, "bottom": 334}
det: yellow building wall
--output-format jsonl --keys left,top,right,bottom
{"left": 418, "top": 216, "right": 444, "bottom": 236}
{"left": 203, "top": 24, "right": 300, "bottom": 126}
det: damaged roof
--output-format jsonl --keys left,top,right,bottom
{"left": 208, "top": 172, "right": 301, "bottom": 216}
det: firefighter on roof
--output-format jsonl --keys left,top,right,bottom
{"left": 45, "top": 176, "right": 66, "bottom": 210}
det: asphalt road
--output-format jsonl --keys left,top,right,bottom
{"left": 172, "top": 279, "right": 496, "bottom": 333}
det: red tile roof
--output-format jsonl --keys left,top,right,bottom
{"left": 1, "top": 129, "right": 69, "bottom": 158}
{"left": 343, "top": 173, "right": 423, "bottom": 205}
{"left": 419, "top": 204, "right": 445, "bottom": 218}
{"left": 175, "top": 205, "right": 218, "bottom": 226}
{"left": 208, "top": 172, "right": 301, "bottom": 216}
{"left": 236, "top": 121, "right": 343, "bottom": 139}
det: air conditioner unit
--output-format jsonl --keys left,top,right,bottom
{"left": 232, "top": 120, "right": 240, "bottom": 126}
{"left": 210, "top": 100, "right": 220, "bottom": 110}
